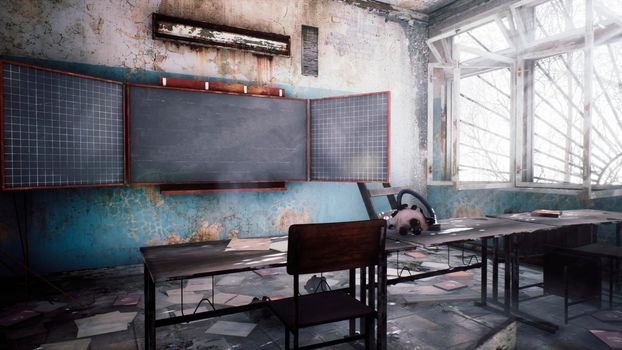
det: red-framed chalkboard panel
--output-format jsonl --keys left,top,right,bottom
{"left": 0, "top": 61, "right": 125, "bottom": 190}
{"left": 127, "top": 84, "right": 308, "bottom": 184}
{"left": 309, "top": 92, "right": 390, "bottom": 182}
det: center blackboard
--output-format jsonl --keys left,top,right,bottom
{"left": 128, "top": 85, "right": 307, "bottom": 184}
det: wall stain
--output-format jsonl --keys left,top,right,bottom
{"left": 189, "top": 220, "right": 223, "bottom": 242}
{"left": 164, "top": 232, "right": 185, "bottom": 245}
{"left": 89, "top": 17, "right": 104, "bottom": 35}
{"left": 275, "top": 207, "right": 311, "bottom": 232}
{"left": 453, "top": 204, "right": 482, "bottom": 218}
{"left": 142, "top": 186, "right": 164, "bottom": 207}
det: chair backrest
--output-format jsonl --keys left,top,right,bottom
{"left": 286, "top": 219, "right": 386, "bottom": 275}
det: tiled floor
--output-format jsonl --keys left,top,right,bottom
{"left": 0, "top": 246, "right": 619, "bottom": 349}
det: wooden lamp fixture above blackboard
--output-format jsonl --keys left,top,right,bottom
{"left": 152, "top": 13, "right": 291, "bottom": 57}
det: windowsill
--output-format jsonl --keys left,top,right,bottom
{"left": 427, "top": 182, "right": 622, "bottom": 199}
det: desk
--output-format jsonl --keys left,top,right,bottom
{"left": 141, "top": 211, "right": 622, "bottom": 349}
{"left": 566, "top": 243, "right": 622, "bottom": 307}
{"left": 141, "top": 237, "right": 386, "bottom": 350}
{"left": 141, "top": 239, "right": 288, "bottom": 350}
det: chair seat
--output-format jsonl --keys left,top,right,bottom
{"left": 268, "top": 291, "right": 375, "bottom": 329}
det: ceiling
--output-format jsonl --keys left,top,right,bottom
{"left": 375, "top": 0, "right": 459, "bottom": 14}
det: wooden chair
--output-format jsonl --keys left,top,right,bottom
{"left": 268, "top": 219, "right": 386, "bottom": 350}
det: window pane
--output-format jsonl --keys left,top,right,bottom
{"left": 458, "top": 69, "right": 512, "bottom": 182}
{"left": 534, "top": 0, "right": 586, "bottom": 40}
{"left": 532, "top": 52, "right": 584, "bottom": 184}
{"left": 592, "top": 41, "right": 622, "bottom": 185}
{"left": 453, "top": 20, "right": 510, "bottom": 62}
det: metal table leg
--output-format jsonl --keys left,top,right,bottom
{"left": 481, "top": 237, "right": 488, "bottom": 306}
{"left": 378, "top": 251, "right": 387, "bottom": 350}
{"left": 504, "top": 237, "right": 511, "bottom": 312}
{"left": 511, "top": 235, "right": 520, "bottom": 312}
{"left": 493, "top": 237, "right": 499, "bottom": 301}
{"left": 144, "top": 264, "right": 156, "bottom": 350}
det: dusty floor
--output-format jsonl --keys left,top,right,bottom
{"left": 0, "top": 246, "right": 620, "bottom": 349}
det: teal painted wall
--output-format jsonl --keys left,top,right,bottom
{"left": 427, "top": 186, "right": 622, "bottom": 242}
{"left": 0, "top": 57, "right": 398, "bottom": 275}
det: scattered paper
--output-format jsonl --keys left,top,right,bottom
{"left": 590, "top": 329, "right": 622, "bottom": 349}
{"left": 206, "top": 320, "right": 257, "bottom": 337}
{"left": 434, "top": 280, "right": 468, "bottom": 291}
{"left": 217, "top": 275, "right": 246, "bottom": 286}
{"left": 113, "top": 294, "right": 141, "bottom": 306}
{"left": 75, "top": 311, "right": 136, "bottom": 338}
{"left": 40, "top": 338, "right": 91, "bottom": 350}
{"left": 592, "top": 310, "right": 622, "bottom": 322}
{"left": 405, "top": 251, "right": 426, "bottom": 259}
{"left": 269, "top": 239, "right": 288, "bottom": 252}
{"left": 225, "top": 238, "right": 271, "bottom": 251}
{"left": 186, "top": 278, "right": 214, "bottom": 291}
{"left": 421, "top": 262, "right": 450, "bottom": 270}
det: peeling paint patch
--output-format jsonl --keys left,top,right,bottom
{"left": 453, "top": 205, "right": 482, "bottom": 218}
{"left": 189, "top": 221, "right": 223, "bottom": 242}
{"left": 142, "top": 186, "right": 164, "bottom": 207}
{"left": 275, "top": 208, "right": 311, "bottom": 232}
{"left": 164, "top": 232, "right": 185, "bottom": 245}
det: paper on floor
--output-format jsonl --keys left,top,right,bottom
{"left": 225, "top": 238, "right": 271, "bottom": 251}
{"left": 39, "top": 338, "right": 91, "bottom": 350}
{"left": 269, "top": 239, "right": 288, "bottom": 252}
{"left": 74, "top": 311, "right": 136, "bottom": 338}
{"left": 206, "top": 320, "right": 257, "bottom": 337}
{"left": 433, "top": 280, "right": 468, "bottom": 291}
{"left": 113, "top": 294, "right": 141, "bottom": 306}
{"left": 216, "top": 275, "right": 245, "bottom": 286}
{"left": 185, "top": 277, "right": 213, "bottom": 291}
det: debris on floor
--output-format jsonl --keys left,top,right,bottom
{"left": 74, "top": 311, "right": 136, "bottom": 338}
{"left": 205, "top": 320, "right": 257, "bottom": 337}
{"left": 39, "top": 338, "right": 91, "bottom": 350}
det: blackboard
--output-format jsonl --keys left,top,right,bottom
{"left": 128, "top": 85, "right": 307, "bottom": 184}
{"left": 1, "top": 62, "right": 124, "bottom": 190}
{"left": 310, "top": 92, "right": 390, "bottom": 182}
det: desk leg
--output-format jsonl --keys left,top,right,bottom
{"left": 617, "top": 224, "right": 621, "bottom": 293}
{"left": 480, "top": 238, "right": 488, "bottom": 306}
{"left": 504, "top": 237, "right": 511, "bottom": 313}
{"left": 360, "top": 266, "right": 367, "bottom": 334}
{"left": 511, "top": 235, "right": 520, "bottom": 312}
{"left": 493, "top": 237, "right": 499, "bottom": 301}
{"left": 144, "top": 264, "right": 156, "bottom": 350}
{"left": 349, "top": 269, "right": 356, "bottom": 337}
{"left": 378, "top": 252, "right": 387, "bottom": 350}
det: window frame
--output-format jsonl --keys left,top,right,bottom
{"left": 426, "top": 0, "right": 622, "bottom": 198}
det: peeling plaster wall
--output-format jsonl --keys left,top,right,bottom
{"left": 0, "top": 0, "right": 429, "bottom": 273}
